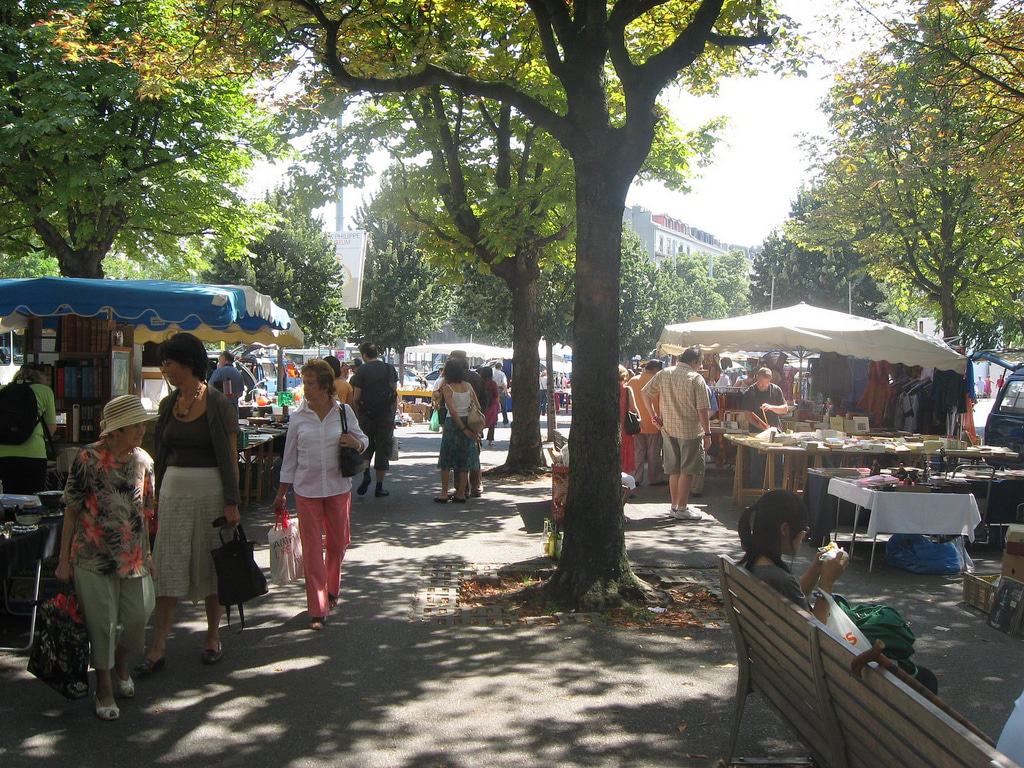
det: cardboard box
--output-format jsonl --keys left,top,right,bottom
{"left": 1003, "top": 524, "right": 1024, "bottom": 581}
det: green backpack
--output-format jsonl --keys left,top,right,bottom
{"left": 832, "top": 595, "right": 917, "bottom": 672}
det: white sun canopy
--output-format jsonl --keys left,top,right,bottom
{"left": 658, "top": 303, "right": 966, "bottom": 374}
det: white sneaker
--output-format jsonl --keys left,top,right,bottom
{"left": 670, "top": 506, "right": 703, "bottom": 521}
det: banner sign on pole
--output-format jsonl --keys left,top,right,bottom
{"left": 334, "top": 231, "right": 367, "bottom": 309}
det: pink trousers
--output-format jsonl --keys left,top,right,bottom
{"left": 295, "top": 493, "right": 352, "bottom": 618}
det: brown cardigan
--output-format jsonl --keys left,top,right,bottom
{"left": 154, "top": 386, "right": 240, "bottom": 506}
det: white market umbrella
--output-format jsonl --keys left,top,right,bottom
{"left": 659, "top": 303, "right": 966, "bottom": 373}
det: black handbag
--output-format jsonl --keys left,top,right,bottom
{"left": 338, "top": 404, "right": 364, "bottom": 477}
{"left": 624, "top": 410, "right": 642, "bottom": 435}
{"left": 211, "top": 524, "right": 267, "bottom": 629}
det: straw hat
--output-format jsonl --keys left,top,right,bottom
{"left": 100, "top": 395, "right": 155, "bottom": 437}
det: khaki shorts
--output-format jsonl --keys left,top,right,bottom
{"left": 663, "top": 436, "right": 705, "bottom": 476}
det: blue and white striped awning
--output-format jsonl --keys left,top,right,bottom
{"left": 0, "top": 277, "right": 304, "bottom": 346}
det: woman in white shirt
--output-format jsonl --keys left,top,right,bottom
{"left": 274, "top": 360, "right": 368, "bottom": 630}
{"left": 436, "top": 359, "right": 481, "bottom": 503}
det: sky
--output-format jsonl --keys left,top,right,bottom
{"left": 247, "top": 0, "right": 875, "bottom": 249}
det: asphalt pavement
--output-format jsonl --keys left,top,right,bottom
{"left": 1, "top": 417, "right": 1020, "bottom": 767}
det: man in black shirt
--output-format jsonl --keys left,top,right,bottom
{"left": 742, "top": 367, "right": 789, "bottom": 430}
{"left": 351, "top": 342, "right": 398, "bottom": 497}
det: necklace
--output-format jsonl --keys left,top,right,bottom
{"left": 174, "top": 382, "right": 204, "bottom": 419}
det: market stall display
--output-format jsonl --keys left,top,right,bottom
{"left": 826, "top": 475, "right": 981, "bottom": 571}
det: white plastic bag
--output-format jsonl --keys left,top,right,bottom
{"left": 819, "top": 591, "right": 871, "bottom": 651}
{"left": 268, "top": 509, "right": 302, "bottom": 586}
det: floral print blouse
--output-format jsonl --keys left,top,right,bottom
{"left": 63, "top": 444, "right": 155, "bottom": 578}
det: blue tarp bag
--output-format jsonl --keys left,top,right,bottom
{"left": 885, "top": 533, "right": 962, "bottom": 575}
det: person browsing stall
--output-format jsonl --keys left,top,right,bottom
{"left": 0, "top": 365, "right": 57, "bottom": 494}
{"left": 208, "top": 352, "right": 243, "bottom": 412}
{"left": 742, "top": 367, "right": 788, "bottom": 430}
{"left": 641, "top": 347, "right": 710, "bottom": 521}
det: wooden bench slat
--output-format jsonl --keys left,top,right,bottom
{"left": 732, "top": 609, "right": 818, "bottom": 690}
{"left": 750, "top": 666, "right": 833, "bottom": 764}
{"left": 819, "top": 639, "right": 1003, "bottom": 767}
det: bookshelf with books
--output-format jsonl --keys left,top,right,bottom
{"left": 26, "top": 316, "right": 136, "bottom": 443}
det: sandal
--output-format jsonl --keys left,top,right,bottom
{"left": 200, "top": 645, "right": 224, "bottom": 666}
{"left": 471, "top": 488, "right": 483, "bottom": 498}
{"left": 451, "top": 496, "right": 467, "bottom": 503}
{"left": 433, "top": 496, "right": 450, "bottom": 503}
{"left": 132, "top": 656, "right": 166, "bottom": 677}
{"left": 114, "top": 674, "right": 135, "bottom": 699}
{"left": 328, "top": 594, "right": 338, "bottom": 610}
{"left": 309, "top": 617, "right": 326, "bottom": 631}
{"left": 95, "top": 697, "right": 119, "bottom": 721}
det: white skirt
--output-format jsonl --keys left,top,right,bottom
{"left": 153, "top": 467, "right": 225, "bottom": 602}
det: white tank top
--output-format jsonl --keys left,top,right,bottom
{"left": 449, "top": 387, "right": 472, "bottom": 417}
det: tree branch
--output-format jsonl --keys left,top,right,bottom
{"left": 304, "top": 2, "right": 574, "bottom": 148}
{"left": 525, "top": 0, "right": 567, "bottom": 78}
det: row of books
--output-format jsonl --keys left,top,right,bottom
{"left": 62, "top": 403, "right": 99, "bottom": 442}
{"left": 60, "top": 315, "right": 110, "bottom": 354}
{"left": 54, "top": 360, "right": 108, "bottom": 399}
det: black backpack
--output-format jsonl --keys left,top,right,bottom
{"left": 0, "top": 382, "right": 44, "bottom": 445}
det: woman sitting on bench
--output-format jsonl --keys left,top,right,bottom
{"left": 737, "top": 490, "right": 847, "bottom": 624}
{"left": 738, "top": 490, "right": 938, "bottom": 694}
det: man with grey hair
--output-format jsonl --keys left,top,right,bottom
{"left": 642, "top": 347, "right": 710, "bottom": 520}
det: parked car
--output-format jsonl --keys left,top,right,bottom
{"left": 986, "top": 369, "right": 1024, "bottom": 464}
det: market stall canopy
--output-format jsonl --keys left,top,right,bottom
{"left": 0, "top": 277, "right": 304, "bottom": 346}
{"left": 658, "top": 303, "right": 966, "bottom": 374}
{"left": 404, "top": 342, "right": 512, "bottom": 359}
{"left": 404, "top": 340, "right": 572, "bottom": 370}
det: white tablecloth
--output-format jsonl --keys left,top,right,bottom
{"left": 826, "top": 478, "right": 980, "bottom": 540}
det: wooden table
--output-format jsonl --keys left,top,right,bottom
{"left": 238, "top": 433, "right": 275, "bottom": 506}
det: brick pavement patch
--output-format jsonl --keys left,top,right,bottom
{"left": 412, "top": 562, "right": 514, "bottom": 627}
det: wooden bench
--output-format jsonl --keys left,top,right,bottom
{"left": 718, "top": 556, "right": 1019, "bottom": 767}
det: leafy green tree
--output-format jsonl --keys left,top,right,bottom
{"left": 0, "top": 0, "right": 278, "bottom": 276}
{"left": 711, "top": 250, "right": 752, "bottom": 316}
{"left": 350, "top": 199, "right": 455, "bottom": 373}
{"left": 795, "top": 29, "right": 1024, "bottom": 338}
{"left": 203, "top": 190, "right": 345, "bottom": 345}
{"left": 753, "top": 192, "right": 882, "bottom": 315}
{"left": 80, "top": 0, "right": 795, "bottom": 606}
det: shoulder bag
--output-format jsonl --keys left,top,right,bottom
{"left": 465, "top": 387, "right": 485, "bottom": 433}
{"left": 338, "top": 404, "right": 364, "bottom": 477}
{"left": 623, "top": 410, "right": 642, "bottom": 435}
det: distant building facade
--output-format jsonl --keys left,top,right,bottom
{"left": 622, "top": 204, "right": 752, "bottom": 276}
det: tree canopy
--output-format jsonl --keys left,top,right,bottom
{"left": 752, "top": 191, "right": 882, "bottom": 316}
{"left": 794, "top": 23, "right": 1024, "bottom": 339}
{"left": 0, "top": 0, "right": 279, "bottom": 277}
{"left": 349, "top": 195, "right": 455, "bottom": 359}
{"left": 203, "top": 189, "right": 345, "bottom": 345}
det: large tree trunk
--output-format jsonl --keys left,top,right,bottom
{"left": 938, "top": 287, "right": 958, "bottom": 339}
{"left": 497, "top": 262, "right": 544, "bottom": 472}
{"left": 549, "top": 161, "right": 638, "bottom": 607}
{"left": 397, "top": 348, "right": 406, "bottom": 383}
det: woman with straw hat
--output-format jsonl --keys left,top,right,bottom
{"left": 55, "top": 395, "right": 157, "bottom": 721}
